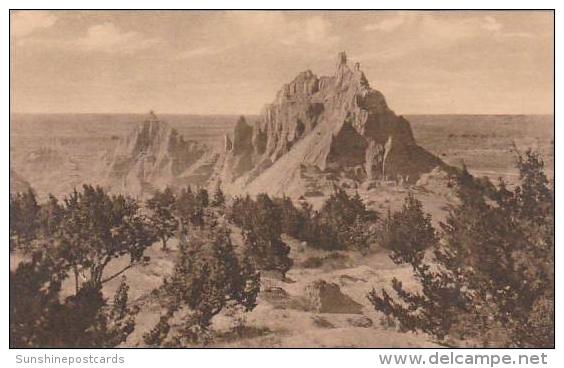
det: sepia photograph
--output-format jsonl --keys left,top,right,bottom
{"left": 9, "top": 9, "right": 554, "bottom": 349}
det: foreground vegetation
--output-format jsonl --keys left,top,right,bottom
{"left": 369, "top": 150, "right": 554, "bottom": 347}
{"left": 9, "top": 150, "right": 554, "bottom": 347}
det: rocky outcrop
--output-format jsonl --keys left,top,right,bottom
{"left": 218, "top": 52, "right": 446, "bottom": 197}
{"left": 303, "top": 280, "right": 363, "bottom": 314}
{"left": 103, "top": 53, "right": 447, "bottom": 199}
{"left": 104, "top": 111, "right": 212, "bottom": 196}
{"left": 232, "top": 116, "right": 254, "bottom": 155}
{"left": 223, "top": 134, "right": 232, "bottom": 151}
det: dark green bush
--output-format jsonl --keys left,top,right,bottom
{"left": 368, "top": 150, "right": 554, "bottom": 348}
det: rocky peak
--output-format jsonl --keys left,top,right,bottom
{"left": 275, "top": 70, "right": 319, "bottom": 104}
{"left": 105, "top": 111, "right": 208, "bottom": 196}
{"left": 218, "top": 52, "right": 447, "bottom": 197}
{"left": 131, "top": 111, "right": 170, "bottom": 156}
{"left": 232, "top": 116, "right": 254, "bottom": 154}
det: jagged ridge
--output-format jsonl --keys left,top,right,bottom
{"left": 219, "top": 52, "right": 446, "bottom": 197}
{"left": 104, "top": 111, "right": 211, "bottom": 196}
{"left": 103, "top": 52, "right": 447, "bottom": 199}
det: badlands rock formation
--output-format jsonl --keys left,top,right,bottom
{"left": 105, "top": 53, "right": 446, "bottom": 199}
{"left": 104, "top": 111, "right": 215, "bottom": 196}
{"left": 218, "top": 52, "right": 446, "bottom": 197}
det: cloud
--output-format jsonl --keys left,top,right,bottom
{"left": 223, "top": 12, "right": 338, "bottom": 47}
{"left": 364, "top": 12, "right": 415, "bottom": 32}
{"left": 420, "top": 16, "right": 477, "bottom": 42}
{"left": 281, "top": 16, "right": 339, "bottom": 46}
{"left": 426, "top": 15, "right": 532, "bottom": 41}
{"left": 12, "top": 11, "right": 57, "bottom": 38}
{"left": 177, "top": 46, "right": 228, "bottom": 59}
{"left": 364, "top": 13, "right": 517, "bottom": 41}
{"left": 304, "top": 17, "right": 332, "bottom": 43}
{"left": 359, "top": 13, "right": 530, "bottom": 62}
{"left": 76, "top": 22, "right": 161, "bottom": 53}
{"left": 480, "top": 17, "right": 533, "bottom": 39}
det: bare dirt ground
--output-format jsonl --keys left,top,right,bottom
{"left": 10, "top": 234, "right": 437, "bottom": 348}
{"left": 110, "top": 237, "right": 437, "bottom": 348}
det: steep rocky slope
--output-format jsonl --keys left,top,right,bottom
{"left": 218, "top": 52, "right": 446, "bottom": 197}
{"left": 104, "top": 111, "right": 215, "bottom": 196}
{"left": 103, "top": 53, "right": 447, "bottom": 199}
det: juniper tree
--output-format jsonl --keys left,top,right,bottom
{"left": 195, "top": 187, "right": 210, "bottom": 209}
{"left": 242, "top": 228, "right": 293, "bottom": 278}
{"left": 9, "top": 188, "right": 40, "bottom": 248}
{"left": 314, "top": 188, "right": 377, "bottom": 251}
{"left": 38, "top": 194, "right": 64, "bottom": 238}
{"left": 368, "top": 150, "right": 554, "bottom": 347}
{"left": 175, "top": 186, "right": 209, "bottom": 229}
{"left": 175, "top": 186, "right": 196, "bottom": 228}
{"left": 103, "top": 277, "right": 139, "bottom": 346}
{"left": 211, "top": 182, "right": 226, "bottom": 208}
{"left": 242, "top": 194, "right": 293, "bottom": 277}
{"left": 367, "top": 194, "right": 460, "bottom": 340}
{"left": 380, "top": 193, "right": 438, "bottom": 266}
{"left": 228, "top": 195, "right": 255, "bottom": 229}
{"left": 58, "top": 185, "right": 155, "bottom": 291}
{"left": 144, "top": 224, "right": 260, "bottom": 346}
{"left": 10, "top": 248, "right": 138, "bottom": 348}
{"left": 146, "top": 187, "right": 178, "bottom": 250}
{"left": 10, "top": 247, "right": 66, "bottom": 347}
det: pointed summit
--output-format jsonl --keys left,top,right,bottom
{"left": 217, "top": 51, "right": 449, "bottom": 198}
{"left": 105, "top": 112, "right": 208, "bottom": 196}
{"left": 232, "top": 116, "right": 253, "bottom": 155}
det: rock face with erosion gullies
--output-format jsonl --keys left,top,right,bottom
{"left": 104, "top": 111, "right": 215, "bottom": 196}
{"left": 219, "top": 51, "right": 447, "bottom": 197}
{"left": 103, "top": 53, "right": 448, "bottom": 198}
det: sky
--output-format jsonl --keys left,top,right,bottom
{"left": 10, "top": 10, "right": 554, "bottom": 115}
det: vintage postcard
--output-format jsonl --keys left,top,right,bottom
{"left": 9, "top": 10, "right": 554, "bottom": 349}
